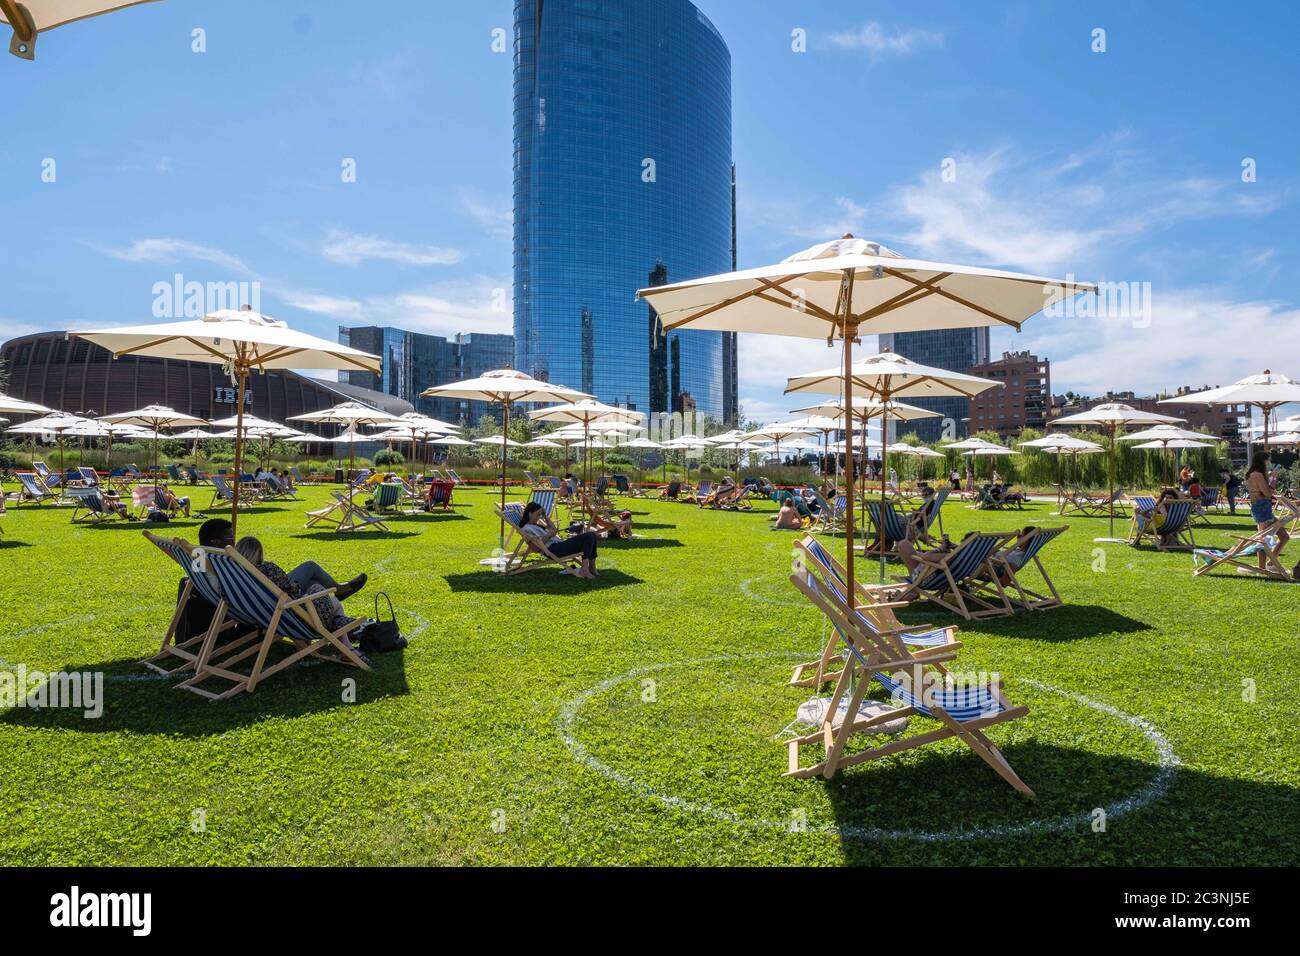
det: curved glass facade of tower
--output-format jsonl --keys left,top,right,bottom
{"left": 513, "top": 0, "right": 734, "bottom": 420}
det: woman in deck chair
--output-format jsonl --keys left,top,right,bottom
{"left": 520, "top": 501, "right": 601, "bottom": 579}
{"left": 233, "top": 537, "right": 370, "bottom": 661}
{"left": 1246, "top": 451, "right": 1289, "bottom": 570}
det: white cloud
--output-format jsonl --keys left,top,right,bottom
{"left": 95, "top": 238, "right": 252, "bottom": 275}
{"left": 827, "top": 22, "right": 944, "bottom": 59}
{"left": 270, "top": 276, "right": 511, "bottom": 340}
{"left": 458, "top": 188, "right": 512, "bottom": 241}
{"left": 321, "top": 230, "right": 463, "bottom": 267}
{"left": 1018, "top": 285, "right": 1300, "bottom": 397}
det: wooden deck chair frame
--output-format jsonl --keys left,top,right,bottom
{"left": 574, "top": 489, "right": 617, "bottom": 534}
{"left": 658, "top": 479, "right": 681, "bottom": 501}
{"left": 785, "top": 566, "right": 1032, "bottom": 793}
{"left": 177, "top": 546, "right": 369, "bottom": 700}
{"left": 1192, "top": 519, "right": 1292, "bottom": 582}
{"left": 141, "top": 532, "right": 261, "bottom": 676}
{"left": 983, "top": 525, "right": 1068, "bottom": 611}
{"left": 16, "top": 471, "right": 57, "bottom": 506}
{"left": 208, "top": 474, "right": 241, "bottom": 511}
{"left": 878, "top": 531, "right": 1017, "bottom": 620}
{"left": 305, "top": 491, "right": 391, "bottom": 533}
{"left": 68, "top": 487, "right": 120, "bottom": 523}
{"left": 790, "top": 535, "right": 960, "bottom": 689}
{"left": 862, "top": 499, "right": 910, "bottom": 556}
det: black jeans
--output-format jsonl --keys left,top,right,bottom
{"left": 548, "top": 531, "right": 598, "bottom": 562}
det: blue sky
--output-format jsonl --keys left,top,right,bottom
{"left": 2, "top": 0, "right": 1297, "bottom": 425}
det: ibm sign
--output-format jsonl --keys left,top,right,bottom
{"left": 213, "top": 386, "right": 253, "bottom": 407}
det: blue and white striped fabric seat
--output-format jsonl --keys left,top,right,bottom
{"left": 500, "top": 502, "right": 525, "bottom": 528}
{"left": 1008, "top": 526, "right": 1066, "bottom": 569}
{"left": 529, "top": 490, "right": 556, "bottom": 518}
{"left": 866, "top": 500, "right": 908, "bottom": 541}
{"left": 1161, "top": 501, "right": 1195, "bottom": 534}
{"left": 803, "top": 538, "right": 950, "bottom": 648}
{"left": 206, "top": 551, "right": 320, "bottom": 643}
{"left": 373, "top": 483, "right": 403, "bottom": 510}
{"left": 155, "top": 538, "right": 225, "bottom": 608}
{"left": 912, "top": 534, "right": 1003, "bottom": 590}
{"left": 870, "top": 661, "right": 1007, "bottom": 722}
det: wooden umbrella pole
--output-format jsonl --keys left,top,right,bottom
{"left": 879, "top": 393, "right": 889, "bottom": 581}
{"left": 498, "top": 399, "right": 510, "bottom": 559}
{"left": 230, "top": 364, "right": 248, "bottom": 537}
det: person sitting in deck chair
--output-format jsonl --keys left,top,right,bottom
{"left": 159, "top": 485, "right": 192, "bottom": 518}
{"left": 100, "top": 487, "right": 132, "bottom": 519}
{"left": 893, "top": 532, "right": 962, "bottom": 580}
{"left": 233, "top": 536, "right": 369, "bottom": 659}
{"left": 978, "top": 525, "right": 1039, "bottom": 588}
{"left": 174, "top": 518, "right": 238, "bottom": 646}
{"left": 521, "top": 501, "right": 600, "bottom": 579}
{"left": 699, "top": 475, "right": 737, "bottom": 508}
{"left": 1133, "top": 488, "right": 1180, "bottom": 547}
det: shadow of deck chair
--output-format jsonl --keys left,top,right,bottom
{"left": 983, "top": 525, "right": 1068, "bottom": 611}
{"left": 785, "top": 563, "right": 1032, "bottom": 792}
{"left": 16, "top": 472, "right": 57, "bottom": 506}
{"left": 879, "top": 531, "right": 1017, "bottom": 620}
{"left": 305, "top": 491, "right": 391, "bottom": 532}
{"left": 791, "top": 535, "right": 960, "bottom": 688}
{"left": 177, "top": 546, "right": 369, "bottom": 700}
{"left": 1130, "top": 499, "right": 1196, "bottom": 551}
{"left": 1193, "top": 519, "right": 1291, "bottom": 581}
{"left": 496, "top": 502, "right": 583, "bottom": 575}
{"left": 863, "top": 500, "right": 909, "bottom": 556}
{"left": 141, "top": 532, "right": 261, "bottom": 675}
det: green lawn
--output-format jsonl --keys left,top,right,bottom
{"left": 1, "top": 484, "right": 1296, "bottom": 865}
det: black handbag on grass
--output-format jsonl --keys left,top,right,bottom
{"left": 358, "top": 592, "right": 406, "bottom": 654}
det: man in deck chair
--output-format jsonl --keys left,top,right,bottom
{"left": 880, "top": 530, "right": 1017, "bottom": 619}
{"left": 69, "top": 486, "right": 129, "bottom": 522}
{"left": 975, "top": 525, "right": 1069, "bottom": 611}
{"left": 657, "top": 479, "right": 682, "bottom": 501}
{"left": 863, "top": 499, "right": 910, "bottom": 556}
{"left": 785, "top": 559, "right": 1033, "bottom": 792}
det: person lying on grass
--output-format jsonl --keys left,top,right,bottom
{"left": 233, "top": 536, "right": 369, "bottom": 659}
{"left": 520, "top": 500, "right": 600, "bottom": 578}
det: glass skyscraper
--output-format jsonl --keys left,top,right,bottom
{"left": 878, "top": 329, "right": 991, "bottom": 442}
{"left": 338, "top": 326, "right": 514, "bottom": 425}
{"left": 512, "top": 0, "right": 737, "bottom": 422}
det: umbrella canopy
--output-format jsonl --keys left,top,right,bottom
{"left": 99, "top": 404, "right": 209, "bottom": 482}
{"left": 72, "top": 307, "right": 380, "bottom": 533}
{"left": 788, "top": 396, "right": 939, "bottom": 424}
{"left": 1159, "top": 370, "right": 1300, "bottom": 450}
{"left": 476, "top": 435, "right": 525, "bottom": 447}
{"left": 6, "top": 410, "right": 95, "bottom": 482}
{"left": 1019, "top": 432, "right": 1105, "bottom": 452}
{"left": 291, "top": 401, "right": 401, "bottom": 477}
{"left": 943, "top": 436, "right": 1010, "bottom": 451}
{"left": 1, "top": 0, "right": 160, "bottom": 59}
{"left": 621, "top": 437, "right": 664, "bottom": 449}
{"left": 1117, "top": 424, "right": 1214, "bottom": 444}
{"left": 169, "top": 428, "right": 216, "bottom": 441}
{"left": 0, "top": 392, "right": 51, "bottom": 416}
{"left": 1131, "top": 439, "right": 1215, "bottom": 450}
{"left": 893, "top": 444, "right": 946, "bottom": 457}
{"left": 1053, "top": 403, "right": 1185, "bottom": 539}
{"left": 430, "top": 435, "right": 475, "bottom": 446}
{"left": 523, "top": 438, "right": 562, "bottom": 449}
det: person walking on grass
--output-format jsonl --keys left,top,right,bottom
{"left": 1246, "top": 451, "right": 1289, "bottom": 572}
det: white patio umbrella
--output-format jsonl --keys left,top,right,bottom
{"left": 0, "top": 392, "right": 51, "bottom": 417}
{"left": 788, "top": 349, "right": 1002, "bottom": 577}
{"left": 617, "top": 436, "right": 664, "bottom": 486}
{"left": 1019, "top": 432, "right": 1106, "bottom": 492}
{"left": 98, "top": 404, "right": 207, "bottom": 486}
{"left": 72, "top": 306, "right": 381, "bottom": 534}
{"left": 1118, "top": 424, "right": 1219, "bottom": 484}
{"left": 1, "top": 0, "right": 160, "bottom": 60}
{"left": 1053, "top": 402, "right": 1184, "bottom": 541}
{"left": 476, "top": 435, "right": 525, "bottom": 447}
{"left": 6, "top": 410, "right": 94, "bottom": 488}
{"left": 529, "top": 398, "right": 639, "bottom": 488}
{"left": 422, "top": 370, "right": 588, "bottom": 563}
{"left": 524, "top": 438, "right": 562, "bottom": 448}
{"left": 1159, "top": 370, "right": 1300, "bottom": 453}
{"left": 740, "top": 422, "right": 815, "bottom": 466}
{"left": 290, "top": 401, "right": 401, "bottom": 479}
{"left": 639, "top": 234, "right": 1092, "bottom": 589}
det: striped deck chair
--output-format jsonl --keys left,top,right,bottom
{"left": 791, "top": 535, "right": 961, "bottom": 688}
{"left": 305, "top": 491, "right": 391, "bottom": 532}
{"left": 177, "top": 546, "right": 369, "bottom": 700}
{"left": 183, "top": 465, "right": 204, "bottom": 485}
{"left": 530, "top": 488, "right": 557, "bottom": 522}
{"left": 33, "top": 461, "right": 62, "bottom": 489}
{"left": 575, "top": 489, "right": 618, "bottom": 534}
{"left": 921, "top": 485, "right": 950, "bottom": 536}
{"left": 613, "top": 475, "right": 631, "bottom": 495}
{"left": 16, "top": 472, "right": 57, "bottom": 506}
{"left": 984, "top": 525, "right": 1068, "bottom": 611}
{"left": 809, "top": 491, "right": 845, "bottom": 534}
{"left": 496, "top": 502, "right": 583, "bottom": 575}
{"left": 658, "top": 479, "right": 682, "bottom": 501}
{"left": 445, "top": 469, "right": 464, "bottom": 484}
{"left": 863, "top": 500, "right": 909, "bottom": 555}
{"left": 1130, "top": 499, "right": 1196, "bottom": 551}
{"left": 785, "top": 563, "right": 1032, "bottom": 792}
{"left": 685, "top": 479, "right": 712, "bottom": 505}
{"left": 369, "top": 482, "right": 408, "bottom": 514}
{"left": 426, "top": 479, "right": 455, "bottom": 511}
{"left": 1193, "top": 520, "right": 1291, "bottom": 581}
{"left": 69, "top": 487, "right": 121, "bottom": 523}
{"left": 1195, "top": 487, "right": 1220, "bottom": 524}
{"left": 1078, "top": 487, "right": 1128, "bottom": 517}
{"left": 208, "top": 474, "right": 241, "bottom": 510}
{"left": 141, "top": 532, "right": 261, "bottom": 676}
{"left": 880, "top": 531, "right": 1017, "bottom": 620}
{"left": 164, "top": 463, "right": 182, "bottom": 483}
{"left": 70, "top": 466, "right": 99, "bottom": 488}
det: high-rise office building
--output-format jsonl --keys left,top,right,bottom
{"left": 338, "top": 326, "right": 514, "bottom": 425}
{"left": 512, "top": 0, "right": 737, "bottom": 423}
{"left": 878, "top": 329, "right": 991, "bottom": 442}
